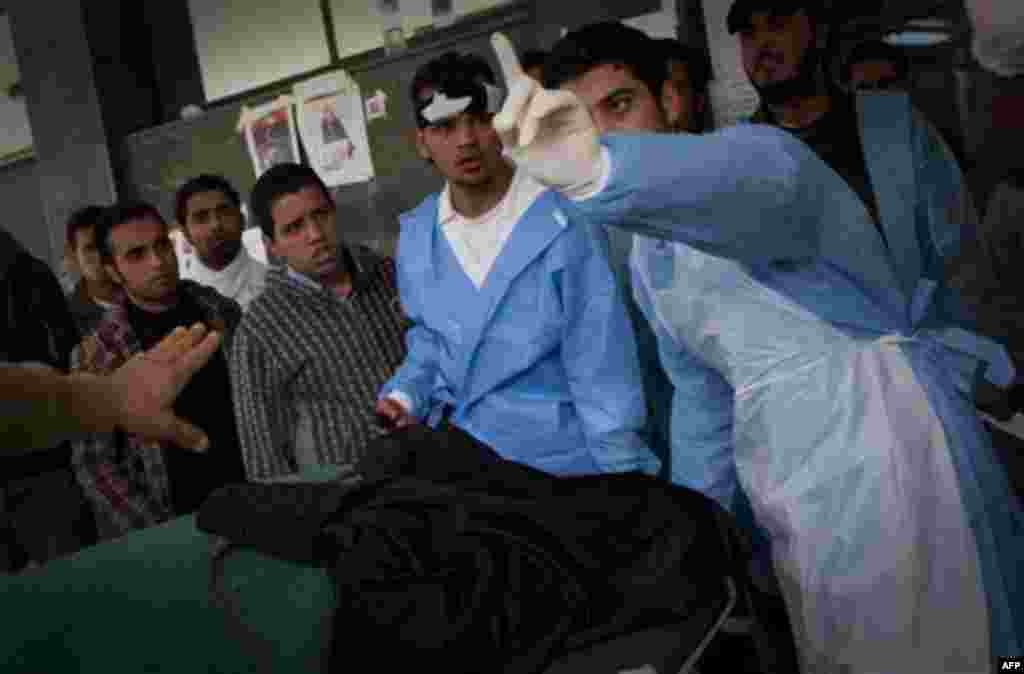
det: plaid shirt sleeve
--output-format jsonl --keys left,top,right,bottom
{"left": 70, "top": 337, "right": 174, "bottom": 540}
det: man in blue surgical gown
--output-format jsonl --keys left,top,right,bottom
{"left": 375, "top": 50, "right": 658, "bottom": 478}
{"left": 491, "top": 21, "right": 1023, "bottom": 674}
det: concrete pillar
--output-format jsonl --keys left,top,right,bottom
{"left": 8, "top": 1, "right": 120, "bottom": 267}
{"left": 8, "top": 1, "right": 202, "bottom": 267}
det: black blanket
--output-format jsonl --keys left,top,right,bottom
{"left": 198, "top": 424, "right": 742, "bottom": 673}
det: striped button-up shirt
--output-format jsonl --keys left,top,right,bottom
{"left": 230, "top": 245, "right": 408, "bottom": 480}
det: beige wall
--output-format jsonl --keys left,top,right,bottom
{"left": 0, "top": 14, "right": 34, "bottom": 161}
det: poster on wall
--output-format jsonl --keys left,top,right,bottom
{"left": 294, "top": 70, "right": 376, "bottom": 186}
{"left": 240, "top": 96, "right": 301, "bottom": 177}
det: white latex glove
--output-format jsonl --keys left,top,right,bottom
{"left": 490, "top": 32, "right": 609, "bottom": 200}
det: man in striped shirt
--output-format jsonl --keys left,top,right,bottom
{"left": 230, "top": 164, "right": 407, "bottom": 480}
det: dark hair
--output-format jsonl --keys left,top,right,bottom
{"left": 726, "top": 0, "right": 825, "bottom": 35}
{"left": 94, "top": 201, "right": 167, "bottom": 264}
{"left": 175, "top": 174, "right": 241, "bottom": 230}
{"left": 249, "top": 163, "right": 332, "bottom": 240}
{"left": 655, "top": 39, "right": 711, "bottom": 94}
{"left": 842, "top": 40, "right": 909, "bottom": 83}
{"left": 65, "top": 205, "right": 107, "bottom": 250}
{"left": 521, "top": 50, "right": 548, "bottom": 74}
{"left": 409, "top": 51, "right": 497, "bottom": 127}
{"left": 544, "top": 22, "right": 666, "bottom": 100}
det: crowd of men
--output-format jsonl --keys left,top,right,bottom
{"left": 1, "top": 0, "right": 1022, "bottom": 669}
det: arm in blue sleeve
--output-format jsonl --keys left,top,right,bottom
{"left": 559, "top": 220, "right": 660, "bottom": 475}
{"left": 573, "top": 125, "right": 827, "bottom": 266}
{"left": 630, "top": 262, "right": 738, "bottom": 510}
{"left": 378, "top": 230, "right": 441, "bottom": 420}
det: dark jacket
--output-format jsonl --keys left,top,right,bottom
{"left": 0, "top": 228, "right": 81, "bottom": 479}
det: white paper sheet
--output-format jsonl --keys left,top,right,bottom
{"left": 294, "top": 70, "right": 376, "bottom": 186}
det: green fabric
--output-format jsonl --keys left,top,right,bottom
{"left": 1, "top": 466, "right": 345, "bottom": 673}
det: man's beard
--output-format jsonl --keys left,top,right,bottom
{"left": 205, "top": 239, "right": 242, "bottom": 269}
{"left": 751, "top": 46, "right": 823, "bottom": 106}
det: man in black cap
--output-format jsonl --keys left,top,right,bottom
{"left": 729, "top": 0, "right": 890, "bottom": 229}
{"left": 728, "top": 0, "right": 977, "bottom": 263}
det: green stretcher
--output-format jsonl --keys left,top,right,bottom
{"left": 0, "top": 466, "right": 346, "bottom": 674}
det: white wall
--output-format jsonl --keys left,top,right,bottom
{"left": 0, "top": 14, "right": 34, "bottom": 161}
{"left": 191, "top": 0, "right": 517, "bottom": 101}
{"left": 701, "top": 0, "right": 760, "bottom": 127}
{"left": 188, "top": 0, "right": 333, "bottom": 101}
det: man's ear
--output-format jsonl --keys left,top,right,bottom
{"left": 415, "top": 129, "right": 432, "bottom": 162}
{"left": 660, "top": 79, "right": 684, "bottom": 130}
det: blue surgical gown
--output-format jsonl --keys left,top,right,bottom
{"left": 571, "top": 95, "right": 1023, "bottom": 671}
{"left": 381, "top": 184, "right": 659, "bottom": 478}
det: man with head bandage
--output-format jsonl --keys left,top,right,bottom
{"left": 375, "top": 50, "right": 658, "bottom": 478}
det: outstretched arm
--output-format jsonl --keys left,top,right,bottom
{"left": 490, "top": 31, "right": 826, "bottom": 265}
{"left": 1, "top": 324, "right": 220, "bottom": 453}
{"left": 559, "top": 224, "right": 659, "bottom": 475}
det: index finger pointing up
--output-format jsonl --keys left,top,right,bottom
{"left": 491, "top": 33, "right": 524, "bottom": 86}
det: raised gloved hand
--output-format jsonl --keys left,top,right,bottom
{"left": 490, "top": 32, "right": 609, "bottom": 200}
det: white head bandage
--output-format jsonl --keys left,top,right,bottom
{"left": 418, "top": 80, "right": 505, "bottom": 125}
{"left": 421, "top": 91, "right": 475, "bottom": 124}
